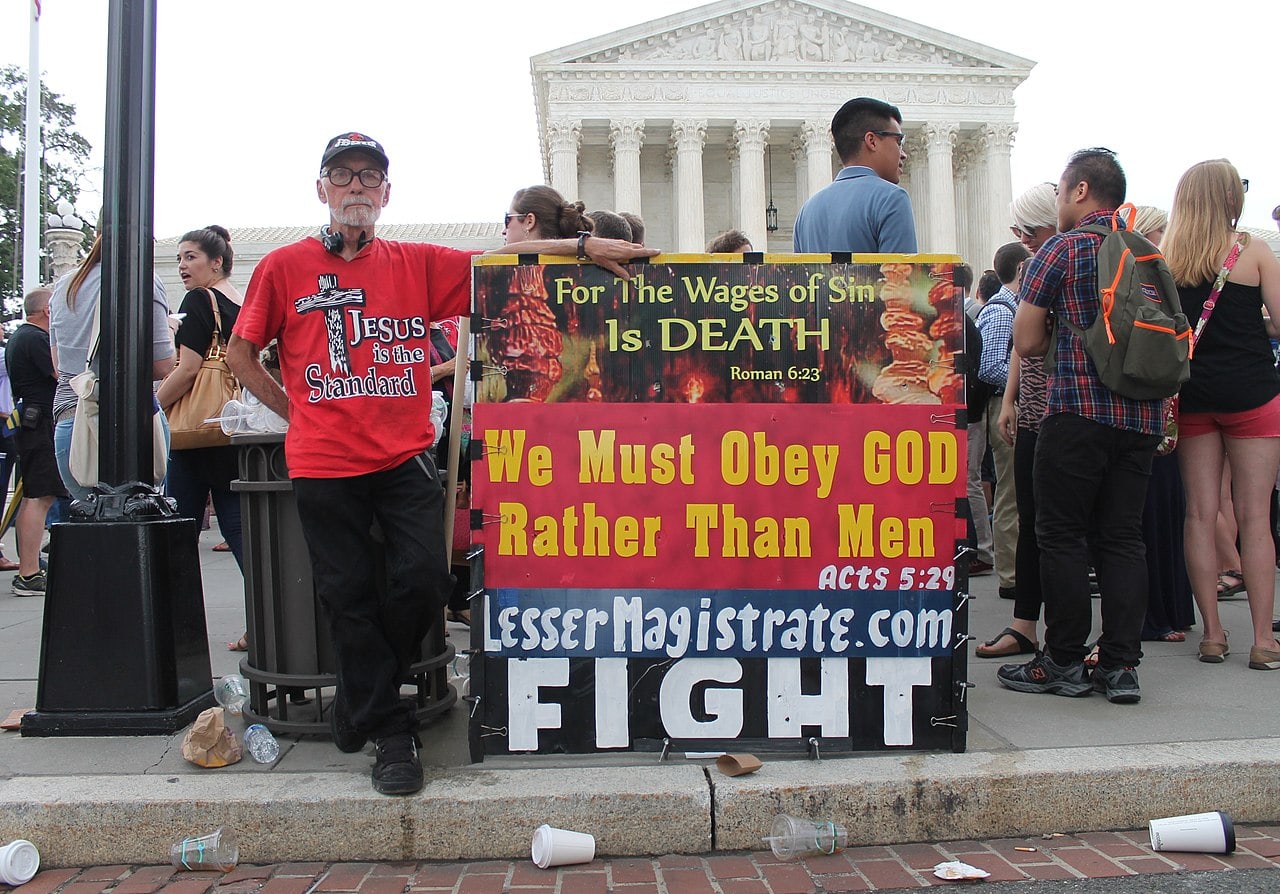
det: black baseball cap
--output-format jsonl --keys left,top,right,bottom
{"left": 320, "top": 132, "right": 389, "bottom": 172}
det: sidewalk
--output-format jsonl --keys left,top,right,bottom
{"left": 11, "top": 826, "right": 1280, "bottom": 893}
{"left": 2, "top": 523, "right": 1280, "bottom": 867}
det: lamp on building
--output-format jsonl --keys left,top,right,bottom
{"left": 765, "top": 148, "right": 778, "bottom": 232}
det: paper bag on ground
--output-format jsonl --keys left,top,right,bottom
{"left": 182, "top": 707, "right": 243, "bottom": 767}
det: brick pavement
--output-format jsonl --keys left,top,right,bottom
{"left": 6, "top": 825, "right": 1280, "bottom": 894}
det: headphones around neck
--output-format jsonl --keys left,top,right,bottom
{"left": 320, "top": 226, "right": 371, "bottom": 255}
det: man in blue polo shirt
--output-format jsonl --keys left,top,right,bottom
{"left": 793, "top": 97, "right": 916, "bottom": 254}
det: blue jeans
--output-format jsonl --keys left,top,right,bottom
{"left": 54, "top": 413, "right": 171, "bottom": 503}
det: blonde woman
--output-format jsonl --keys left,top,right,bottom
{"left": 1163, "top": 160, "right": 1280, "bottom": 668}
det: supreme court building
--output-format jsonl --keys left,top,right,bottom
{"left": 534, "top": 0, "right": 1031, "bottom": 262}
{"left": 157, "top": 0, "right": 1035, "bottom": 296}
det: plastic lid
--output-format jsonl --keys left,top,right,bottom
{"left": 0, "top": 839, "right": 41, "bottom": 886}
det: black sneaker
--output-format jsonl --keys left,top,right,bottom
{"left": 372, "top": 733, "right": 423, "bottom": 796}
{"left": 329, "top": 682, "right": 367, "bottom": 753}
{"left": 12, "top": 571, "right": 46, "bottom": 597}
{"left": 998, "top": 586, "right": 1017, "bottom": 600}
{"left": 1092, "top": 665, "right": 1141, "bottom": 704}
{"left": 997, "top": 653, "right": 1092, "bottom": 697}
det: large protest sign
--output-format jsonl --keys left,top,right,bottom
{"left": 467, "top": 254, "right": 969, "bottom": 757}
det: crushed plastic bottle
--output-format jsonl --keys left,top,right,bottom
{"left": 242, "top": 724, "right": 280, "bottom": 764}
{"left": 213, "top": 674, "right": 249, "bottom": 715}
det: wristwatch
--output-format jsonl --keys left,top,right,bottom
{"left": 576, "top": 231, "right": 591, "bottom": 262}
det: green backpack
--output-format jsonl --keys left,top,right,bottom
{"left": 1047, "top": 203, "right": 1191, "bottom": 400}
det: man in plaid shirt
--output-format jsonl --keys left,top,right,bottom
{"left": 998, "top": 148, "right": 1162, "bottom": 705}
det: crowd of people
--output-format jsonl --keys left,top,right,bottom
{"left": 5, "top": 96, "right": 1278, "bottom": 790}
{"left": 965, "top": 158, "right": 1280, "bottom": 701}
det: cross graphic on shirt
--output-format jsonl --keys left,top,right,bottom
{"left": 294, "top": 274, "right": 365, "bottom": 374}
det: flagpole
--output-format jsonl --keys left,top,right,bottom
{"left": 22, "top": 0, "right": 42, "bottom": 293}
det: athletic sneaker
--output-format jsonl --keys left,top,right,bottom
{"left": 12, "top": 571, "right": 46, "bottom": 597}
{"left": 372, "top": 733, "right": 424, "bottom": 796}
{"left": 1092, "top": 665, "right": 1141, "bottom": 703}
{"left": 996, "top": 652, "right": 1092, "bottom": 697}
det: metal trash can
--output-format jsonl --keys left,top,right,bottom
{"left": 232, "top": 433, "right": 456, "bottom": 735}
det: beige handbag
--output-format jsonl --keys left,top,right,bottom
{"left": 166, "top": 290, "right": 240, "bottom": 450}
{"left": 68, "top": 296, "right": 169, "bottom": 487}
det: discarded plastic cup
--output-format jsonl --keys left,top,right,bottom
{"left": 762, "top": 814, "right": 848, "bottom": 861}
{"left": 531, "top": 824, "right": 595, "bottom": 869}
{"left": 1149, "top": 811, "right": 1236, "bottom": 854}
{"left": 0, "top": 839, "right": 40, "bottom": 886}
{"left": 213, "top": 674, "right": 249, "bottom": 715}
{"left": 169, "top": 826, "right": 238, "bottom": 872}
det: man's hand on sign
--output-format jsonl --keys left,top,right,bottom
{"left": 491, "top": 236, "right": 660, "bottom": 281}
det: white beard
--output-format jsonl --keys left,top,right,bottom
{"left": 333, "top": 198, "right": 381, "bottom": 228}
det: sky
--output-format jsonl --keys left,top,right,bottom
{"left": 2, "top": 0, "right": 1277, "bottom": 243}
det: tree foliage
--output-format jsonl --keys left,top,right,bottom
{"left": 0, "top": 64, "right": 94, "bottom": 321}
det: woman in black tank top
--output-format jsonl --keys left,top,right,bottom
{"left": 1163, "top": 160, "right": 1280, "bottom": 670}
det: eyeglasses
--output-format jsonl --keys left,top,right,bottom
{"left": 1242, "top": 178, "right": 1249, "bottom": 194}
{"left": 871, "top": 130, "right": 906, "bottom": 145}
{"left": 323, "top": 167, "right": 385, "bottom": 188}
{"left": 503, "top": 211, "right": 529, "bottom": 228}
{"left": 1009, "top": 225, "right": 1037, "bottom": 239}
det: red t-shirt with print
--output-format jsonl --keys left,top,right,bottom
{"left": 234, "top": 237, "right": 476, "bottom": 478}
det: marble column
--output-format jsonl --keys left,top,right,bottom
{"left": 727, "top": 142, "right": 742, "bottom": 233}
{"left": 903, "top": 131, "right": 929, "bottom": 246}
{"left": 610, "top": 119, "right": 645, "bottom": 217}
{"left": 952, "top": 141, "right": 973, "bottom": 265}
{"left": 671, "top": 119, "right": 707, "bottom": 252}
{"left": 733, "top": 119, "right": 769, "bottom": 251}
{"left": 963, "top": 132, "right": 990, "bottom": 267}
{"left": 547, "top": 118, "right": 582, "bottom": 202}
{"left": 800, "top": 119, "right": 833, "bottom": 198}
{"left": 981, "top": 123, "right": 1018, "bottom": 269}
{"left": 921, "top": 123, "right": 959, "bottom": 254}
{"left": 791, "top": 137, "right": 808, "bottom": 210}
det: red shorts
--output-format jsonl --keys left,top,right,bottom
{"left": 1179, "top": 393, "right": 1280, "bottom": 439}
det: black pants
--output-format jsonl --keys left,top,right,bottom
{"left": 294, "top": 451, "right": 451, "bottom": 741}
{"left": 167, "top": 446, "right": 243, "bottom": 571}
{"left": 1033, "top": 413, "right": 1160, "bottom": 668}
{"left": 1012, "top": 427, "right": 1042, "bottom": 624}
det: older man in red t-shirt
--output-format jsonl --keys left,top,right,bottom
{"left": 228, "top": 132, "right": 653, "bottom": 795}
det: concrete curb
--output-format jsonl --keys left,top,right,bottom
{"left": 0, "top": 764, "right": 711, "bottom": 866}
{"left": 713, "top": 737, "right": 1280, "bottom": 850}
{"left": 1, "top": 739, "right": 1273, "bottom": 866}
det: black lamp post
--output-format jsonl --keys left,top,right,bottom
{"left": 22, "top": 0, "right": 214, "bottom": 737}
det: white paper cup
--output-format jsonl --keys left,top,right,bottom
{"left": 1149, "top": 811, "right": 1236, "bottom": 854}
{"left": 531, "top": 824, "right": 595, "bottom": 869}
{"left": 0, "top": 839, "right": 41, "bottom": 886}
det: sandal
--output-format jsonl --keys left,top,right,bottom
{"left": 447, "top": 609, "right": 471, "bottom": 628}
{"left": 1154, "top": 630, "right": 1186, "bottom": 643}
{"left": 975, "top": 627, "right": 1038, "bottom": 659}
{"left": 226, "top": 632, "right": 249, "bottom": 652}
{"left": 213, "top": 541, "right": 231, "bottom": 553}
{"left": 1083, "top": 642, "right": 1101, "bottom": 668}
{"left": 1217, "top": 570, "right": 1246, "bottom": 599}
